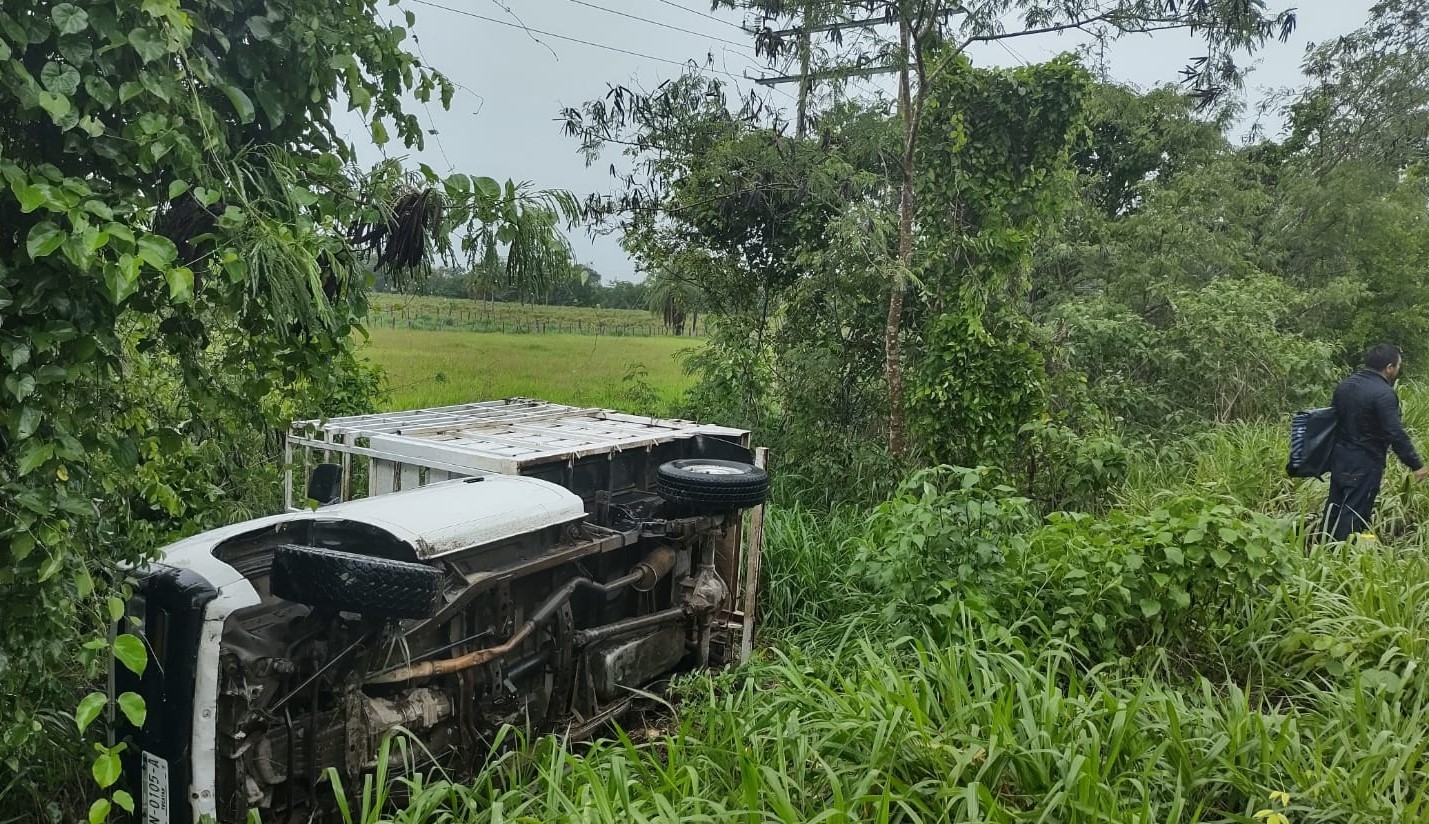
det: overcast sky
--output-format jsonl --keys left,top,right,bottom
{"left": 337, "top": 1, "right": 1374, "bottom": 282}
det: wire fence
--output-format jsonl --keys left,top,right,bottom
{"left": 368, "top": 304, "right": 705, "bottom": 338}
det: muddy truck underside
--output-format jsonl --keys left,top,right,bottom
{"left": 111, "top": 400, "right": 768, "bottom": 823}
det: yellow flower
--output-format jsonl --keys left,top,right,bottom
{"left": 1270, "top": 791, "right": 1291, "bottom": 806}
{"left": 1254, "top": 812, "right": 1290, "bottom": 824}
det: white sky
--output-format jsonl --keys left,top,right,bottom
{"left": 335, "top": 0, "right": 1374, "bottom": 282}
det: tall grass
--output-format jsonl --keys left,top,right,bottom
{"left": 1121, "top": 384, "right": 1429, "bottom": 537}
{"left": 312, "top": 385, "right": 1429, "bottom": 822}
{"left": 757, "top": 505, "right": 868, "bottom": 639}
{"left": 340, "top": 609, "right": 1429, "bottom": 822}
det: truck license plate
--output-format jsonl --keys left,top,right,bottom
{"left": 142, "top": 751, "right": 170, "bottom": 824}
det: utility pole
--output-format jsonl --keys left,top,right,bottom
{"left": 743, "top": 1, "right": 905, "bottom": 139}
{"left": 740, "top": 1, "right": 954, "bottom": 457}
{"left": 747, "top": 6, "right": 953, "bottom": 138}
{"left": 795, "top": 25, "right": 811, "bottom": 138}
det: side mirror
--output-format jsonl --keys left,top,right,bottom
{"left": 306, "top": 463, "right": 343, "bottom": 506}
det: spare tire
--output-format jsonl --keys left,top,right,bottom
{"left": 270, "top": 544, "right": 442, "bottom": 620}
{"left": 655, "top": 459, "right": 768, "bottom": 512}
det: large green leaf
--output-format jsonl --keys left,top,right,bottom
{"left": 58, "top": 33, "right": 91, "bottom": 65}
{"left": 26, "top": 222, "right": 65, "bottom": 258}
{"left": 104, "top": 255, "right": 141, "bottom": 304}
{"left": 112, "top": 791, "right": 134, "bottom": 815}
{"left": 51, "top": 3, "right": 89, "bottom": 35}
{"left": 115, "top": 692, "right": 146, "bottom": 728}
{"left": 91, "top": 747, "right": 121, "bottom": 789}
{"left": 219, "top": 84, "right": 255, "bottom": 124}
{"left": 16, "top": 440, "right": 53, "bottom": 475}
{"left": 33, "top": 552, "right": 62, "bottom": 583}
{"left": 7, "top": 344, "right": 30, "bottom": 370}
{"left": 13, "top": 406, "right": 41, "bottom": 440}
{"left": 84, "top": 75, "right": 115, "bottom": 105}
{"left": 8, "top": 532, "right": 35, "bottom": 561}
{"left": 35, "top": 364, "right": 70, "bottom": 384}
{"left": 14, "top": 183, "right": 57, "bottom": 213}
{"left": 165, "top": 266, "right": 194, "bottom": 303}
{"left": 142, "top": 0, "right": 179, "bottom": 18}
{"left": 41, "top": 62, "right": 80, "bottom": 96}
{"left": 473, "top": 176, "right": 502, "bottom": 200}
{"left": 0, "top": 13, "right": 26, "bottom": 45}
{"left": 74, "top": 692, "right": 107, "bottom": 733}
{"left": 136, "top": 234, "right": 177, "bottom": 270}
{"left": 112, "top": 634, "right": 147, "bottom": 676}
{"left": 80, "top": 225, "right": 109, "bottom": 256}
{"left": 36, "top": 91, "right": 71, "bottom": 122}
{"left": 127, "top": 27, "right": 165, "bottom": 63}
{"left": 254, "top": 79, "right": 286, "bottom": 127}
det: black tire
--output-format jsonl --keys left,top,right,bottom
{"left": 655, "top": 459, "right": 768, "bottom": 512}
{"left": 270, "top": 544, "right": 442, "bottom": 619}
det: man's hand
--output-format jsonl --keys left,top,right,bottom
{"left": 1415, "top": 467, "right": 1428, "bottom": 483}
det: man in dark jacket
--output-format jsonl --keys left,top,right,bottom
{"left": 1323, "top": 343, "right": 1429, "bottom": 541}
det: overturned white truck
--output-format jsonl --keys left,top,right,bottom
{"left": 111, "top": 399, "right": 768, "bottom": 823}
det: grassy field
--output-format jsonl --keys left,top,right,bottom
{"left": 368, "top": 293, "right": 703, "bottom": 338}
{"left": 358, "top": 326, "right": 699, "bottom": 411}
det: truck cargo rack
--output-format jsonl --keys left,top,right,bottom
{"left": 285, "top": 397, "right": 767, "bottom": 663}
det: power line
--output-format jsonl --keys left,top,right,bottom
{"left": 388, "top": 9, "right": 456, "bottom": 169}
{"left": 996, "top": 40, "right": 1030, "bottom": 67}
{"left": 486, "top": 0, "right": 558, "bottom": 59}
{"left": 563, "top": 0, "right": 751, "bottom": 50}
{"left": 410, "top": 0, "right": 754, "bottom": 83}
{"left": 656, "top": 0, "right": 749, "bottom": 32}
{"left": 412, "top": 0, "right": 795, "bottom": 105}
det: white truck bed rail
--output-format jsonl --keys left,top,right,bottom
{"left": 285, "top": 397, "right": 748, "bottom": 508}
{"left": 285, "top": 397, "right": 763, "bottom": 663}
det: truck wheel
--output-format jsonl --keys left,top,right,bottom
{"left": 271, "top": 545, "right": 442, "bottom": 619}
{"left": 655, "top": 459, "right": 768, "bottom": 512}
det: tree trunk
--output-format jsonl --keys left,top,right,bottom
{"left": 887, "top": 14, "right": 915, "bottom": 457}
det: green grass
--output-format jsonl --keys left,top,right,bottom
{"left": 358, "top": 326, "right": 699, "bottom": 412}
{"left": 326, "top": 606, "right": 1429, "bottom": 822}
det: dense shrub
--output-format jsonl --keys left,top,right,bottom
{"left": 1055, "top": 276, "right": 1336, "bottom": 431}
{"left": 1015, "top": 416, "right": 1132, "bottom": 514}
{"left": 849, "top": 465, "right": 1038, "bottom": 628}
{"left": 1009, "top": 495, "right": 1301, "bottom": 660}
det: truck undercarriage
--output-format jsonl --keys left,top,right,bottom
{"left": 113, "top": 401, "right": 768, "bottom": 823}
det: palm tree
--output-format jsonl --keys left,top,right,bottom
{"left": 646, "top": 270, "right": 705, "bottom": 335}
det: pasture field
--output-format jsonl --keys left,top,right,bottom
{"left": 358, "top": 325, "right": 698, "bottom": 411}
{"left": 368, "top": 293, "right": 702, "bottom": 338}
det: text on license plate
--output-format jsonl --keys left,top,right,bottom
{"left": 142, "top": 751, "right": 170, "bottom": 824}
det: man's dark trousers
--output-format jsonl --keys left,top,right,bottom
{"left": 1324, "top": 446, "right": 1385, "bottom": 541}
